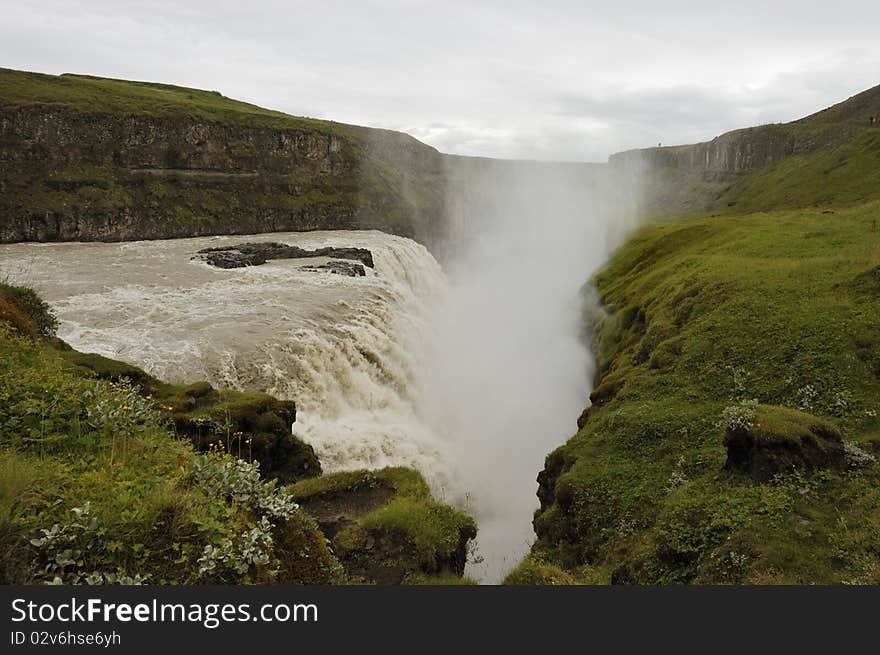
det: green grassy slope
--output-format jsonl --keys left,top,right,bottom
{"left": 0, "top": 335, "right": 342, "bottom": 584}
{"left": 526, "top": 85, "right": 880, "bottom": 585}
{"left": 0, "top": 69, "right": 345, "bottom": 133}
{"left": 714, "top": 129, "right": 880, "bottom": 212}
{"left": 531, "top": 202, "right": 880, "bottom": 584}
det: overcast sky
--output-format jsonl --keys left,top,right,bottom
{"left": 3, "top": 1, "right": 879, "bottom": 161}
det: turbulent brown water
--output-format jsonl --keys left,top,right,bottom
{"left": 0, "top": 231, "right": 454, "bottom": 482}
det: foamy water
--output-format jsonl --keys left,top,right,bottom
{"left": 0, "top": 231, "right": 456, "bottom": 490}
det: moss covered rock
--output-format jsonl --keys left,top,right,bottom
{"left": 503, "top": 555, "right": 577, "bottom": 585}
{"left": 56, "top": 348, "right": 320, "bottom": 482}
{"left": 724, "top": 404, "right": 845, "bottom": 481}
{"left": 291, "top": 468, "right": 477, "bottom": 584}
{"left": 273, "top": 510, "right": 345, "bottom": 584}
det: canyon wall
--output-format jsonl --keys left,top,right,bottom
{"left": 0, "top": 69, "right": 447, "bottom": 246}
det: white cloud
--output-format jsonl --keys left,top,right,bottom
{"left": 2, "top": 1, "right": 878, "bottom": 161}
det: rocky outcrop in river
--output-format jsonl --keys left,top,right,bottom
{"left": 192, "top": 242, "right": 374, "bottom": 270}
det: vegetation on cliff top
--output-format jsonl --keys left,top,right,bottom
{"left": 628, "top": 84, "right": 880, "bottom": 219}
{"left": 0, "top": 67, "right": 349, "bottom": 134}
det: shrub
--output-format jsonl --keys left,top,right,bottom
{"left": 190, "top": 453, "right": 298, "bottom": 521}
{"left": 720, "top": 399, "right": 758, "bottom": 432}
{"left": 30, "top": 503, "right": 145, "bottom": 585}
{"left": 0, "top": 284, "right": 58, "bottom": 338}
{"left": 197, "top": 516, "right": 274, "bottom": 580}
{"left": 843, "top": 442, "right": 877, "bottom": 469}
{"left": 192, "top": 453, "right": 307, "bottom": 582}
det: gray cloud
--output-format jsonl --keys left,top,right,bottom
{"left": 2, "top": 1, "right": 879, "bottom": 161}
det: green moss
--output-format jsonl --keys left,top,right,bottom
{"left": 503, "top": 555, "right": 578, "bottom": 585}
{"left": 273, "top": 510, "right": 346, "bottom": 584}
{"left": 403, "top": 572, "right": 479, "bottom": 585}
{"left": 746, "top": 405, "right": 842, "bottom": 447}
{"left": 58, "top": 349, "right": 157, "bottom": 388}
{"left": 357, "top": 496, "right": 476, "bottom": 565}
{"left": 290, "top": 467, "right": 428, "bottom": 502}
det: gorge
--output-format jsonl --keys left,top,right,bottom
{"left": 3, "top": 67, "right": 880, "bottom": 585}
{"left": 0, "top": 163, "right": 625, "bottom": 581}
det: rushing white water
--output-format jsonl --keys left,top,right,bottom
{"left": 420, "top": 161, "right": 626, "bottom": 582}
{"left": 0, "top": 231, "right": 457, "bottom": 491}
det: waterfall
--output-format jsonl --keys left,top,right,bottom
{"left": 0, "top": 231, "right": 456, "bottom": 491}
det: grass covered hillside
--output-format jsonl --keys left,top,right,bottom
{"left": 0, "top": 284, "right": 475, "bottom": 585}
{"left": 711, "top": 128, "right": 880, "bottom": 213}
{"left": 0, "top": 67, "right": 448, "bottom": 246}
{"left": 526, "top": 202, "right": 880, "bottom": 584}
{"left": 615, "top": 83, "right": 880, "bottom": 219}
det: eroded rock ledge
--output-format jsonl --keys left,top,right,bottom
{"left": 192, "top": 241, "right": 374, "bottom": 274}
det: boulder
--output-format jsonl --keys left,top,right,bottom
{"left": 299, "top": 259, "right": 366, "bottom": 277}
{"left": 291, "top": 468, "right": 477, "bottom": 584}
{"left": 723, "top": 404, "right": 845, "bottom": 481}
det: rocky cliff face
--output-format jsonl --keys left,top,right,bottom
{"left": 609, "top": 122, "right": 849, "bottom": 176}
{"left": 0, "top": 69, "right": 448, "bottom": 247}
{"left": 610, "top": 83, "right": 880, "bottom": 177}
